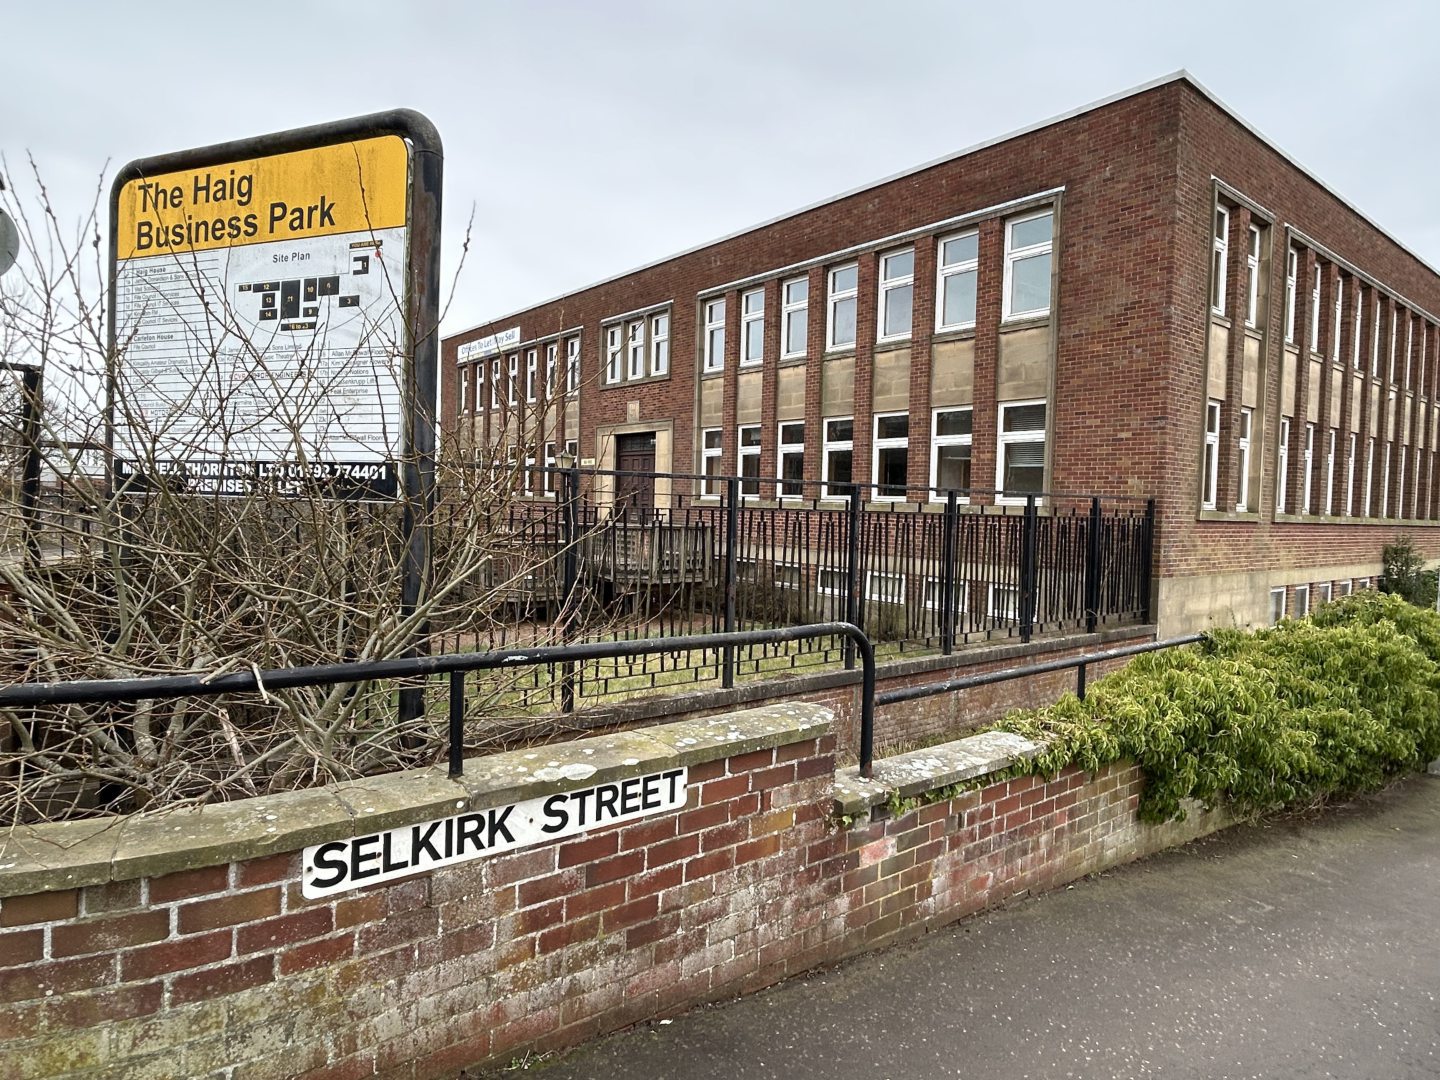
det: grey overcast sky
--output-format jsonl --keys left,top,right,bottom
{"left": 6, "top": 0, "right": 1440, "bottom": 337}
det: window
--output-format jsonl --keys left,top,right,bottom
{"left": 931, "top": 407, "right": 973, "bottom": 502}
{"left": 937, "top": 231, "right": 979, "bottom": 331}
{"left": 565, "top": 336, "right": 580, "bottom": 394}
{"left": 1202, "top": 400, "right": 1221, "bottom": 510}
{"left": 822, "top": 417, "right": 853, "bottom": 499}
{"left": 605, "top": 325, "right": 623, "bottom": 384}
{"left": 1269, "top": 586, "right": 1286, "bottom": 625}
{"left": 649, "top": 312, "right": 669, "bottom": 377}
{"left": 1324, "top": 429, "right": 1336, "bottom": 515}
{"left": 988, "top": 583, "right": 1019, "bottom": 628}
{"left": 781, "top": 277, "right": 808, "bottom": 359}
{"left": 873, "top": 413, "right": 909, "bottom": 500}
{"left": 1316, "top": 581, "right": 1332, "bottom": 606}
{"left": 738, "top": 425, "right": 761, "bottom": 497}
{"left": 1005, "top": 210, "right": 1053, "bottom": 320}
{"left": 545, "top": 343, "right": 558, "bottom": 398}
{"left": 525, "top": 348, "right": 538, "bottom": 403}
{"left": 1365, "top": 437, "right": 1375, "bottom": 516}
{"left": 827, "top": 265, "right": 857, "bottom": 350}
{"left": 1245, "top": 225, "right": 1261, "bottom": 327}
{"left": 1356, "top": 577, "right": 1370, "bottom": 591}
{"left": 627, "top": 320, "right": 645, "bottom": 381}
{"left": 1302, "top": 423, "right": 1314, "bottom": 514}
{"left": 1352, "top": 288, "right": 1362, "bottom": 370}
{"left": 458, "top": 366, "right": 469, "bottom": 415}
{"left": 1372, "top": 296, "right": 1381, "bottom": 377}
{"left": 1276, "top": 417, "right": 1290, "bottom": 514}
{"left": 703, "top": 298, "right": 726, "bottom": 372}
{"left": 1309, "top": 265, "right": 1321, "bottom": 353}
{"left": 878, "top": 248, "right": 914, "bottom": 341}
{"left": 1284, "top": 247, "right": 1297, "bottom": 344}
{"left": 1381, "top": 444, "right": 1391, "bottom": 518}
{"left": 1337, "top": 580, "right": 1352, "bottom": 597}
{"left": 507, "top": 353, "right": 519, "bottom": 406}
{"left": 1293, "top": 584, "right": 1310, "bottom": 619}
{"left": 1331, "top": 277, "right": 1342, "bottom": 363}
{"left": 741, "top": 289, "right": 764, "bottom": 367}
{"left": 490, "top": 357, "right": 501, "bottom": 409}
{"left": 1404, "top": 316, "right": 1414, "bottom": 389}
{"left": 777, "top": 421, "right": 805, "bottom": 499}
{"left": 998, "top": 401, "right": 1047, "bottom": 501}
{"left": 1398, "top": 445, "right": 1407, "bottom": 518}
{"left": 1211, "top": 205, "right": 1230, "bottom": 316}
{"left": 866, "top": 571, "right": 905, "bottom": 605}
{"left": 1345, "top": 433, "right": 1357, "bottom": 516}
{"left": 1389, "top": 309, "right": 1399, "bottom": 383}
{"left": 817, "top": 568, "right": 846, "bottom": 596}
{"left": 1236, "top": 407, "right": 1253, "bottom": 511}
{"left": 700, "top": 428, "right": 723, "bottom": 497}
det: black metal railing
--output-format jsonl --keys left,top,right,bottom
{"left": 0, "top": 622, "right": 879, "bottom": 778}
{"left": 440, "top": 465, "right": 1156, "bottom": 708}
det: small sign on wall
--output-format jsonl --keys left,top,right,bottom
{"left": 302, "top": 767, "right": 687, "bottom": 898}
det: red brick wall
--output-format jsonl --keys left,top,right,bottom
{"left": 0, "top": 728, "right": 1223, "bottom": 1078}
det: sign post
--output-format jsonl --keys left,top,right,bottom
{"left": 107, "top": 111, "right": 443, "bottom": 724}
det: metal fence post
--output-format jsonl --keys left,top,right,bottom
{"left": 1020, "top": 494, "right": 1038, "bottom": 643}
{"left": 941, "top": 490, "right": 958, "bottom": 654}
{"left": 1085, "top": 495, "right": 1102, "bottom": 633}
{"left": 18, "top": 365, "right": 42, "bottom": 569}
{"left": 722, "top": 475, "right": 739, "bottom": 689}
{"left": 844, "top": 485, "right": 862, "bottom": 670}
{"left": 559, "top": 464, "right": 581, "bottom": 713}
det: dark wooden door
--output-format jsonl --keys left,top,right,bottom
{"left": 614, "top": 433, "right": 656, "bottom": 519}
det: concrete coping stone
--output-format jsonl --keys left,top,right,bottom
{"left": 833, "top": 730, "right": 1046, "bottom": 818}
{"left": 0, "top": 702, "right": 832, "bottom": 898}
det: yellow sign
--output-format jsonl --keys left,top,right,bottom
{"left": 115, "top": 136, "right": 408, "bottom": 260}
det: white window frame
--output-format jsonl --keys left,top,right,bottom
{"left": 624, "top": 320, "right": 644, "bottom": 381}
{"left": 936, "top": 230, "right": 979, "bottom": 332}
{"left": 605, "top": 325, "right": 623, "bottom": 384}
{"left": 1404, "top": 316, "right": 1414, "bottom": 390}
{"left": 1389, "top": 310, "right": 1399, "bottom": 384}
{"left": 872, "top": 412, "right": 910, "bottom": 502}
{"left": 1337, "top": 580, "right": 1353, "bottom": 597}
{"left": 565, "top": 335, "right": 580, "bottom": 395}
{"left": 1382, "top": 443, "right": 1392, "bottom": 518}
{"left": 699, "top": 428, "right": 723, "bottom": 499}
{"left": 1245, "top": 225, "right": 1261, "bottom": 328}
{"left": 1293, "top": 584, "right": 1310, "bottom": 619}
{"left": 817, "top": 568, "right": 847, "bottom": 597}
{"left": 507, "top": 353, "right": 519, "bottom": 407}
{"left": 777, "top": 420, "right": 805, "bottom": 500}
{"left": 781, "top": 276, "right": 808, "bottom": 359}
{"left": 525, "top": 348, "right": 538, "bottom": 404}
{"left": 930, "top": 406, "right": 974, "bottom": 504}
{"left": 996, "top": 400, "right": 1048, "bottom": 505}
{"left": 821, "top": 417, "right": 854, "bottom": 501}
{"left": 1309, "top": 265, "right": 1321, "bottom": 353}
{"left": 1316, "top": 581, "right": 1332, "bottom": 605}
{"left": 1236, "top": 407, "right": 1252, "bottom": 511}
{"left": 1345, "top": 432, "right": 1357, "bottom": 517}
{"left": 1212, "top": 205, "right": 1230, "bottom": 316}
{"left": 1003, "top": 210, "right": 1054, "bottom": 321}
{"left": 703, "top": 298, "right": 726, "bottom": 373}
{"left": 1283, "top": 246, "right": 1297, "bottom": 344}
{"left": 1276, "top": 416, "right": 1290, "bottom": 514}
{"left": 1365, "top": 436, "right": 1375, "bottom": 517}
{"left": 740, "top": 288, "right": 765, "bottom": 368}
{"left": 1324, "top": 428, "right": 1336, "bottom": 516}
{"left": 737, "top": 424, "right": 762, "bottom": 498}
{"left": 826, "top": 264, "right": 858, "bottom": 351}
{"left": 1398, "top": 444, "right": 1407, "bottom": 517}
{"left": 1371, "top": 295, "right": 1381, "bottom": 378}
{"left": 1352, "top": 288, "right": 1362, "bottom": 370}
{"left": 865, "top": 570, "right": 906, "bottom": 606}
{"left": 544, "top": 342, "right": 558, "bottom": 399}
{"left": 1269, "top": 586, "right": 1286, "bottom": 625}
{"left": 458, "top": 365, "right": 469, "bottom": 415}
{"left": 1302, "top": 423, "right": 1315, "bottom": 515}
{"left": 877, "top": 247, "right": 915, "bottom": 343}
{"left": 650, "top": 312, "right": 670, "bottom": 377}
{"left": 490, "top": 357, "right": 501, "bottom": 410}
{"left": 1203, "top": 400, "right": 1221, "bottom": 510}
{"left": 1331, "top": 276, "right": 1342, "bottom": 364}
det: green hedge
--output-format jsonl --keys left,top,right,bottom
{"left": 996, "top": 591, "right": 1440, "bottom": 823}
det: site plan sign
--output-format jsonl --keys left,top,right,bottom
{"left": 108, "top": 114, "right": 440, "bottom": 499}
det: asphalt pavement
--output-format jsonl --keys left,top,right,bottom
{"left": 503, "top": 772, "right": 1440, "bottom": 1080}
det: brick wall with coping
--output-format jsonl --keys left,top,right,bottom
{"left": 0, "top": 704, "right": 1227, "bottom": 1079}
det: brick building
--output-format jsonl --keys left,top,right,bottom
{"left": 441, "top": 71, "right": 1440, "bottom": 635}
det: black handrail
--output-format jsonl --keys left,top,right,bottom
{"left": 875, "top": 633, "right": 1206, "bottom": 708}
{"left": 0, "top": 623, "right": 879, "bottom": 779}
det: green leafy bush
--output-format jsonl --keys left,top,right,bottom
{"left": 1380, "top": 536, "right": 1439, "bottom": 608}
{"left": 997, "top": 591, "right": 1440, "bottom": 823}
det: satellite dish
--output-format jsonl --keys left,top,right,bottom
{"left": 0, "top": 209, "right": 18, "bottom": 277}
